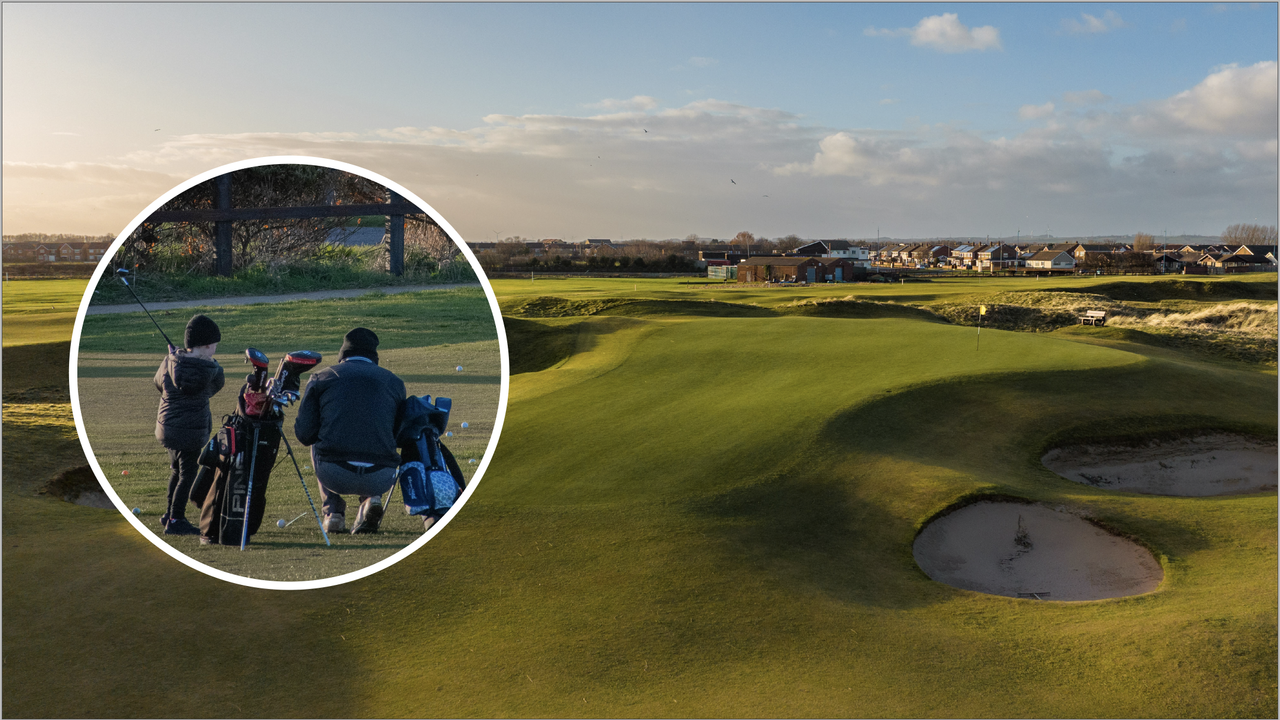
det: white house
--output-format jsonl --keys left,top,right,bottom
{"left": 1025, "top": 250, "right": 1076, "bottom": 270}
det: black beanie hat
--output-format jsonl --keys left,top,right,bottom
{"left": 185, "top": 314, "right": 221, "bottom": 349}
{"left": 340, "top": 327, "right": 379, "bottom": 363}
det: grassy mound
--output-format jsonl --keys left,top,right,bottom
{"left": 505, "top": 295, "right": 772, "bottom": 319}
{"left": 505, "top": 316, "right": 581, "bottom": 374}
{"left": 1057, "top": 278, "right": 1278, "bottom": 302}
{"left": 781, "top": 296, "right": 944, "bottom": 321}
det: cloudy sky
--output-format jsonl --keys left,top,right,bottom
{"left": 3, "top": 3, "right": 1276, "bottom": 242}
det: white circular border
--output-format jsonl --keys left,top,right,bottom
{"left": 69, "top": 155, "right": 510, "bottom": 590}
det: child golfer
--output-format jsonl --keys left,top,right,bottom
{"left": 153, "top": 314, "right": 225, "bottom": 535}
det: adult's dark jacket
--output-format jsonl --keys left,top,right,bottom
{"left": 294, "top": 358, "right": 406, "bottom": 468}
{"left": 154, "top": 352, "right": 226, "bottom": 450}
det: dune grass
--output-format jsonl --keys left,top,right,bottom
{"left": 4, "top": 274, "right": 1276, "bottom": 717}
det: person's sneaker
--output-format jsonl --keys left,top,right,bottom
{"left": 199, "top": 536, "right": 214, "bottom": 545}
{"left": 158, "top": 513, "right": 170, "bottom": 529}
{"left": 351, "top": 497, "right": 384, "bottom": 535}
{"left": 163, "top": 517, "right": 200, "bottom": 536}
{"left": 423, "top": 515, "right": 437, "bottom": 532}
{"left": 323, "top": 513, "right": 345, "bottom": 533}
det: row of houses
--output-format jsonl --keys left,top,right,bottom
{"left": 728, "top": 241, "right": 1277, "bottom": 283}
{"left": 2, "top": 240, "right": 114, "bottom": 263}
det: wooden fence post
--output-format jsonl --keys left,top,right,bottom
{"left": 214, "top": 174, "right": 233, "bottom": 276}
{"left": 388, "top": 190, "right": 405, "bottom": 276}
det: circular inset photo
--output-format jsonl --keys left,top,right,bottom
{"left": 70, "top": 157, "right": 508, "bottom": 588}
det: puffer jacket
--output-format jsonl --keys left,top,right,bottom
{"left": 154, "top": 352, "right": 225, "bottom": 450}
{"left": 294, "top": 359, "right": 406, "bottom": 467}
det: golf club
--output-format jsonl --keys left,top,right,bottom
{"left": 115, "top": 268, "right": 177, "bottom": 352}
{"left": 278, "top": 428, "right": 332, "bottom": 547}
{"left": 278, "top": 512, "right": 308, "bottom": 528}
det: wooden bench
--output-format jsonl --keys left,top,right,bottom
{"left": 1080, "top": 310, "right": 1107, "bottom": 326}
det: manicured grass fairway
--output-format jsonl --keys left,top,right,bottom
{"left": 2, "top": 278, "right": 89, "bottom": 346}
{"left": 4, "top": 276, "right": 1276, "bottom": 717}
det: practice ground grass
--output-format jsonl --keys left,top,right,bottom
{"left": 74, "top": 287, "right": 500, "bottom": 582}
{"left": 4, "top": 274, "right": 1276, "bottom": 717}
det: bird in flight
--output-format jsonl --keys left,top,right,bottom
{"left": 730, "top": 179, "right": 736, "bottom": 184}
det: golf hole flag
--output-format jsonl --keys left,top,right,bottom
{"left": 979, "top": 305, "right": 987, "bottom": 316}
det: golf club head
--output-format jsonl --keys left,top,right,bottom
{"left": 115, "top": 268, "right": 131, "bottom": 286}
{"left": 244, "top": 348, "right": 270, "bottom": 369}
{"left": 275, "top": 350, "right": 322, "bottom": 394}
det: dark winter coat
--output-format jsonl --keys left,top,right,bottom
{"left": 154, "top": 352, "right": 226, "bottom": 450}
{"left": 294, "top": 358, "right": 406, "bottom": 467}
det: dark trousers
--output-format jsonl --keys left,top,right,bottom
{"left": 311, "top": 448, "right": 396, "bottom": 517}
{"left": 166, "top": 447, "right": 200, "bottom": 520}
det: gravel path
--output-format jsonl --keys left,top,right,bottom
{"left": 85, "top": 284, "right": 471, "bottom": 315}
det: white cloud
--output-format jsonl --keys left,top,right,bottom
{"left": 1019, "top": 102, "right": 1056, "bottom": 120}
{"left": 879, "top": 99, "right": 899, "bottom": 106}
{"left": 688, "top": 57, "right": 718, "bottom": 68}
{"left": 1063, "top": 89, "right": 1111, "bottom": 105}
{"left": 866, "top": 14, "right": 1001, "bottom": 53}
{"left": 587, "top": 96, "right": 660, "bottom": 112}
{"left": 1062, "top": 10, "right": 1126, "bottom": 35}
{"left": 1134, "top": 61, "right": 1277, "bottom": 136}
{"left": 2, "top": 161, "right": 183, "bottom": 186}
{"left": 4, "top": 85, "right": 1273, "bottom": 239}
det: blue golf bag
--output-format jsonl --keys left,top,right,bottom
{"left": 394, "top": 396, "right": 465, "bottom": 519}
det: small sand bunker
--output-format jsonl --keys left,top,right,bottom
{"left": 914, "top": 501, "right": 1162, "bottom": 601}
{"left": 1043, "top": 434, "right": 1277, "bottom": 496}
{"left": 39, "top": 465, "right": 113, "bottom": 509}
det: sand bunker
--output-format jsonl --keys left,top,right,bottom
{"left": 1043, "top": 434, "right": 1277, "bottom": 496}
{"left": 914, "top": 501, "right": 1162, "bottom": 601}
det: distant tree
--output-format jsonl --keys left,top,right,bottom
{"left": 776, "top": 234, "right": 804, "bottom": 253}
{"left": 1133, "top": 233, "right": 1156, "bottom": 252}
{"left": 633, "top": 257, "right": 648, "bottom": 270}
{"left": 684, "top": 234, "right": 700, "bottom": 243}
{"left": 732, "top": 231, "right": 755, "bottom": 245}
{"left": 1222, "top": 223, "right": 1278, "bottom": 246}
{"left": 615, "top": 256, "right": 633, "bottom": 269}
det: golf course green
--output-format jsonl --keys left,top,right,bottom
{"left": 3, "top": 274, "right": 1275, "bottom": 717}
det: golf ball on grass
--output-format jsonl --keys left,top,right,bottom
{"left": 121, "top": 470, "right": 129, "bottom": 476}
{"left": 455, "top": 366, "right": 463, "bottom": 372}
{"left": 468, "top": 458, "right": 476, "bottom": 464}
{"left": 132, "top": 507, "right": 141, "bottom": 515}
{"left": 445, "top": 431, "right": 453, "bottom": 437}
{"left": 461, "top": 422, "right": 469, "bottom": 429}
{"left": 277, "top": 519, "right": 287, "bottom": 528}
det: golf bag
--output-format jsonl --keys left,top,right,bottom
{"left": 394, "top": 395, "right": 465, "bottom": 519}
{"left": 190, "top": 349, "right": 322, "bottom": 546}
{"left": 193, "top": 414, "right": 279, "bottom": 545}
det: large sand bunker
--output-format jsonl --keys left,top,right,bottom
{"left": 1043, "top": 434, "right": 1277, "bottom": 496}
{"left": 914, "top": 501, "right": 1162, "bottom": 601}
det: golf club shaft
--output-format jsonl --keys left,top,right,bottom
{"left": 119, "top": 275, "right": 177, "bottom": 350}
{"left": 240, "top": 424, "right": 261, "bottom": 551}
{"left": 278, "top": 427, "right": 331, "bottom": 547}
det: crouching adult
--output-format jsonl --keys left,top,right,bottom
{"left": 294, "top": 327, "right": 406, "bottom": 534}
